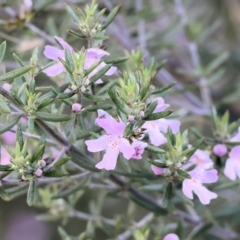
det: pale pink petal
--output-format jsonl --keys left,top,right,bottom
{"left": 54, "top": 36, "right": 73, "bottom": 51}
{"left": 44, "top": 46, "right": 64, "bottom": 61}
{"left": 153, "top": 97, "right": 169, "bottom": 113}
{"left": 87, "top": 48, "right": 110, "bottom": 58}
{"left": 163, "top": 233, "right": 179, "bottom": 240}
{"left": 96, "top": 116, "right": 125, "bottom": 136}
{"left": 24, "top": 0, "right": 32, "bottom": 11}
{"left": 193, "top": 184, "right": 217, "bottom": 205}
{"left": 189, "top": 149, "right": 213, "bottom": 169}
{"left": 147, "top": 128, "right": 167, "bottom": 146}
{"left": 1, "top": 147, "right": 11, "bottom": 165}
{"left": 200, "top": 169, "right": 218, "bottom": 184}
{"left": 151, "top": 165, "right": 166, "bottom": 175}
{"left": 87, "top": 62, "right": 106, "bottom": 78}
{"left": 43, "top": 63, "right": 65, "bottom": 77}
{"left": 95, "top": 79, "right": 103, "bottom": 84}
{"left": 182, "top": 179, "right": 194, "bottom": 199}
{"left": 213, "top": 144, "right": 227, "bottom": 157}
{"left": 85, "top": 135, "right": 108, "bottom": 152}
{"left": 224, "top": 158, "right": 237, "bottom": 181}
{"left": 158, "top": 119, "right": 180, "bottom": 134}
{"left": 229, "top": 146, "right": 240, "bottom": 158}
{"left": 119, "top": 138, "right": 135, "bottom": 159}
{"left": 105, "top": 66, "right": 117, "bottom": 76}
{"left": 2, "top": 131, "right": 15, "bottom": 146}
{"left": 95, "top": 149, "right": 119, "bottom": 170}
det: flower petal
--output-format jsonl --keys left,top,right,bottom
{"left": 44, "top": 46, "right": 64, "bottom": 61}
{"left": 147, "top": 128, "right": 167, "bottom": 146}
{"left": 229, "top": 146, "right": 240, "bottom": 158}
{"left": 85, "top": 135, "right": 108, "bottom": 152}
{"left": 43, "top": 63, "right": 65, "bottom": 77}
{"left": 119, "top": 138, "right": 135, "bottom": 159}
{"left": 87, "top": 48, "right": 110, "bottom": 58}
{"left": 54, "top": 36, "right": 73, "bottom": 51}
{"left": 163, "top": 233, "right": 179, "bottom": 240}
{"left": 95, "top": 149, "right": 119, "bottom": 170}
{"left": 193, "top": 184, "right": 217, "bottom": 205}
{"left": 200, "top": 169, "right": 218, "bottom": 184}
{"left": 182, "top": 179, "right": 194, "bottom": 200}
{"left": 151, "top": 165, "right": 166, "bottom": 175}
{"left": 153, "top": 97, "right": 169, "bottom": 113}
{"left": 105, "top": 66, "right": 117, "bottom": 76}
{"left": 158, "top": 119, "right": 181, "bottom": 134}
{"left": 224, "top": 158, "right": 237, "bottom": 181}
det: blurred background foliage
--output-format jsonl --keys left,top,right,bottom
{"left": 1, "top": 0, "right": 240, "bottom": 239}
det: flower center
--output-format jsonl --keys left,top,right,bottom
{"left": 108, "top": 136, "right": 121, "bottom": 151}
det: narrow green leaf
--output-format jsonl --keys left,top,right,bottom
{"left": 36, "top": 112, "right": 72, "bottom": 122}
{"left": 65, "top": 5, "right": 79, "bottom": 23}
{"left": 108, "top": 88, "right": 128, "bottom": 114}
{"left": 78, "top": 114, "right": 88, "bottom": 133}
{"left": 0, "top": 97, "right": 10, "bottom": 113}
{"left": 37, "top": 98, "right": 54, "bottom": 110}
{"left": 89, "top": 64, "right": 113, "bottom": 83}
{"left": 27, "top": 180, "right": 37, "bottom": 206}
{"left": 43, "top": 169, "right": 69, "bottom": 177}
{"left": 0, "top": 116, "right": 20, "bottom": 134}
{"left": 0, "top": 164, "right": 12, "bottom": 171}
{"left": 67, "top": 29, "right": 87, "bottom": 39}
{"left": 101, "top": 5, "right": 121, "bottom": 30}
{"left": 120, "top": 155, "right": 131, "bottom": 173}
{"left": 124, "top": 123, "right": 134, "bottom": 136}
{"left": 82, "top": 92, "right": 106, "bottom": 102}
{"left": 84, "top": 104, "right": 112, "bottom": 112}
{"left": 177, "top": 169, "right": 191, "bottom": 179}
{"left": 144, "top": 100, "right": 158, "bottom": 117}
{"left": 65, "top": 48, "right": 75, "bottom": 72}
{"left": 53, "top": 156, "right": 71, "bottom": 168}
{"left": 211, "top": 106, "right": 218, "bottom": 128}
{"left": 12, "top": 53, "right": 25, "bottom": 67}
{"left": 151, "top": 82, "right": 176, "bottom": 95}
{"left": 16, "top": 125, "right": 24, "bottom": 150}
{"left": 52, "top": 185, "right": 85, "bottom": 199}
{"left": 167, "top": 127, "right": 176, "bottom": 146}
{"left": 143, "top": 110, "right": 172, "bottom": 120}
{"left": 105, "top": 56, "right": 128, "bottom": 64}
{"left": 145, "top": 145, "right": 165, "bottom": 154}
{"left": 147, "top": 159, "right": 167, "bottom": 168}
{"left": 0, "top": 187, "right": 10, "bottom": 201}
{"left": 84, "top": 60, "right": 102, "bottom": 77}
{"left": 0, "top": 41, "right": 6, "bottom": 64}
{"left": 0, "top": 66, "right": 33, "bottom": 82}
{"left": 29, "top": 144, "right": 45, "bottom": 164}
{"left": 162, "top": 182, "right": 172, "bottom": 208}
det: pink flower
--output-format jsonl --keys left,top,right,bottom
{"left": 163, "top": 233, "right": 179, "bottom": 240}
{"left": 213, "top": 144, "right": 227, "bottom": 157}
{"left": 85, "top": 110, "right": 135, "bottom": 170}
{"left": 84, "top": 48, "right": 117, "bottom": 83}
{"left": 142, "top": 98, "right": 180, "bottom": 146}
{"left": 188, "top": 149, "right": 213, "bottom": 170}
{"left": 71, "top": 103, "right": 82, "bottom": 112}
{"left": 224, "top": 146, "right": 240, "bottom": 180}
{"left": 24, "top": 0, "right": 33, "bottom": 11}
{"left": 43, "top": 36, "right": 73, "bottom": 77}
{"left": 2, "top": 131, "right": 16, "bottom": 146}
{"left": 131, "top": 140, "right": 148, "bottom": 159}
{"left": 0, "top": 147, "right": 11, "bottom": 165}
{"left": 182, "top": 167, "right": 218, "bottom": 205}
{"left": 151, "top": 164, "right": 166, "bottom": 175}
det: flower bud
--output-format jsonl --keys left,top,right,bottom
{"left": 128, "top": 115, "right": 135, "bottom": 122}
{"left": 81, "top": 86, "right": 86, "bottom": 92}
{"left": 40, "top": 160, "right": 46, "bottom": 167}
{"left": 2, "top": 83, "right": 11, "bottom": 92}
{"left": 151, "top": 165, "right": 166, "bottom": 175}
{"left": 139, "top": 111, "right": 144, "bottom": 118}
{"left": 213, "top": 144, "right": 227, "bottom": 157}
{"left": 85, "top": 78, "right": 90, "bottom": 85}
{"left": 34, "top": 168, "right": 43, "bottom": 177}
{"left": 71, "top": 85, "right": 77, "bottom": 91}
{"left": 72, "top": 103, "right": 82, "bottom": 113}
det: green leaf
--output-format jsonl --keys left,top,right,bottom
{"left": 65, "top": 48, "right": 75, "bottom": 72}
{"left": 124, "top": 123, "right": 134, "bottom": 136}
{"left": 65, "top": 5, "right": 79, "bottom": 23}
{"left": 43, "top": 169, "right": 69, "bottom": 177}
{"left": 82, "top": 92, "right": 106, "bottom": 102}
{"left": 108, "top": 88, "right": 128, "bottom": 114}
{"left": 144, "top": 100, "right": 158, "bottom": 117}
{"left": 105, "top": 56, "right": 128, "bottom": 64}
{"left": 29, "top": 144, "right": 45, "bottom": 164}
{"left": 162, "top": 182, "right": 172, "bottom": 208}
{"left": 167, "top": 127, "right": 176, "bottom": 146}
{"left": 84, "top": 60, "right": 102, "bottom": 77}
{"left": 0, "top": 164, "right": 12, "bottom": 171}
{"left": 12, "top": 53, "right": 25, "bottom": 67}
{"left": 84, "top": 104, "right": 112, "bottom": 112}
{"left": 147, "top": 159, "right": 167, "bottom": 168}
{"left": 211, "top": 106, "right": 218, "bottom": 128}
{"left": 0, "top": 66, "right": 33, "bottom": 82}
{"left": 119, "top": 155, "right": 131, "bottom": 173}
{"left": 58, "top": 227, "right": 70, "bottom": 240}
{"left": 52, "top": 185, "right": 85, "bottom": 199}
{"left": 151, "top": 82, "right": 176, "bottom": 95}
{"left": 0, "top": 41, "right": 6, "bottom": 64}
{"left": 0, "top": 116, "right": 20, "bottom": 134}
{"left": 177, "top": 169, "right": 191, "bottom": 179}
{"left": 0, "top": 97, "right": 10, "bottom": 113}
{"left": 190, "top": 127, "right": 204, "bottom": 139}
{"left": 67, "top": 29, "right": 87, "bottom": 39}
{"left": 27, "top": 180, "right": 37, "bottom": 206}
{"left": 0, "top": 187, "right": 11, "bottom": 201}
{"left": 89, "top": 64, "right": 113, "bottom": 83}
{"left": 78, "top": 114, "right": 88, "bottom": 133}
{"left": 101, "top": 5, "right": 121, "bottom": 30}
{"left": 37, "top": 98, "right": 54, "bottom": 110}
{"left": 36, "top": 112, "right": 72, "bottom": 122}
{"left": 16, "top": 125, "right": 24, "bottom": 150}
{"left": 145, "top": 145, "right": 165, "bottom": 154}
{"left": 53, "top": 156, "right": 71, "bottom": 168}
{"left": 143, "top": 110, "right": 172, "bottom": 120}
